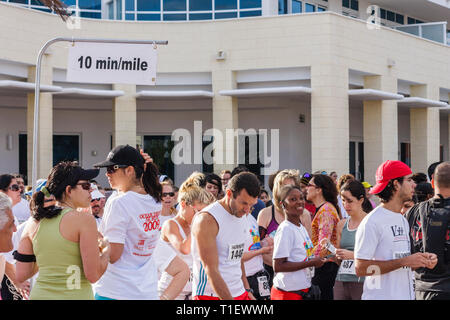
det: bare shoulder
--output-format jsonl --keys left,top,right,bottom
{"left": 65, "top": 209, "right": 97, "bottom": 229}
{"left": 337, "top": 218, "right": 347, "bottom": 232}
{"left": 256, "top": 206, "right": 271, "bottom": 226}
{"left": 192, "top": 211, "right": 218, "bottom": 235}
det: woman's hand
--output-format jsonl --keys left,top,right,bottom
{"left": 335, "top": 249, "right": 354, "bottom": 261}
{"left": 309, "top": 257, "right": 327, "bottom": 268}
{"left": 13, "top": 279, "right": 30, "bottom": 299}
{"left": 139, "top": 149, "right": 153, "bottom": 170}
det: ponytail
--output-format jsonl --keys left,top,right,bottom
{"left": 138, "top": 162, "right": 162, "bottom": 202}
{"left": 30, "top": 190, "right": 62, "bottom": 221}
{"left": 340, "top": 180, "right": 372, "bottom": 214}
{"left": 362, "top": 198, "right": 374, "bottom": 213}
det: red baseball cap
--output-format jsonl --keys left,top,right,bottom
{"left": 370, "top": 160, "right": 412, "bottom": 195}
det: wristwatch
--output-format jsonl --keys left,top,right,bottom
{"left": 245, "top": 288, "right": 254, "bottom": 294}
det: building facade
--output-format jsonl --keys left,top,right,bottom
{"left": 0, "top": 1, "right": 449, "bottom": 188}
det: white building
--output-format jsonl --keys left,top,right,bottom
{"left": 0, "top": 0, "right": 449, "bottom": 188}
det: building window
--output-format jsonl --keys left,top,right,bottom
{"left": 137, "top": 13, "right": 160, "bottom": 20}
{"left": 240, "top": 0, "right": 261, "bottom": 9}
{"left": 350, "top": 0, "right": 358, "bottom": 11}
{"left": 386, "top": 10, "right": 395, "bottom": 22}
{"left": 400, "top": 142, "right": 411, "bottom": 167}
{"left": 143, "top": 136, "right": 174, "bottom": 181}
{"left": 317, "top": 5, "right": 326, "bottom": 12}
{"left": 125, "top": 0, "right": 134, "bottom": 11}
{"left": 215, "top": 11, "right": 237, "bottom": 19}
{"left": 163, "top": 0, "right": 186, "bottom": 11}
{"left": 240, "top": 10, "right": 261, "bottom": 17}
{"left": 305, "top": 3, "right": 315, "bottom": 12}
{"left": 190, "top": 0, "right": 212, "bottom": 11}
{"left": 189, "top": 12, "right": 212, "bottom": 20}
{"left": 163, "top": 13, "right": 186, "bottom": 20}
{"left": 279, "top": 0, "right": 287, "bottom": 14}
{"left": 137, "top": 0, "right": 160, "bottom": 11}
{"left": 215, "top": 0, "right": 237, "bottom": 10}
{"left": 292, "top": 0, "right": 302, "bottom": 14}
{"left": 342, "top": 0, "right": 349, "bottom": 9}
{"left": 395, "top": 13, "right": 404, "bottom": 24}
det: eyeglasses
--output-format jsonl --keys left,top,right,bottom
{"left": 8, "top": 184, "right": 20, "bottom": 192}
{"left": 106, "top": 164, "right": 128, "bottom": 174}
{"left": 162, "top": 192, "right": 175, "bottom": 197}
{"left": 76, "top": 182, "right": 91, "bottom": 191}
{"left": 307, "top": 183, "right": 319, "bottom": 189}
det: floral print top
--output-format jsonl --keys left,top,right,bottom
{"left": 311, "top": 202, "right": 340, "bottom": 258}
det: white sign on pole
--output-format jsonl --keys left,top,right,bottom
{"left": 67, "top": 42, "right": 157, "bottom": 85}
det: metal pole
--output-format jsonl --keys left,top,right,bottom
{"left": 32, "top": 37, "right": 168, "bottom": 193}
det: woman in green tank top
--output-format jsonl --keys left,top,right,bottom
{"left": 333, "top": 180, "right": 372, "bottom": 300}
{"left": 15, "top": 162, "right": 110, "bottom": 300}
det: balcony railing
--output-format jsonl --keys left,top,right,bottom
{"left": 393, "top": 21, "right": 449, "bottom": 45}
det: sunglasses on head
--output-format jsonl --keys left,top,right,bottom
{"left": 76, "top": 182, "right": 91, "bottom": 191}
{"left": 302, "top": 173, "right": 311, "bottom": 179}
{"left": 106, "top": 164, "right": 128, "bottom": 174}
{"left": 162, "top": 192, "right": 175, "bottom": 197}
{"left": 9, "top": 184, "right": 20, "bottom": 192}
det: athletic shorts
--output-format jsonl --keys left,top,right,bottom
{"left": 270, "top": 287, "right": 309, "bottom": 300}
{"left": 194, "top": 291, "right": 250, "bottom": 300}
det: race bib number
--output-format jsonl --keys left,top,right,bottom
{"left": 338, "top": 260, "right": 356, "bottom": 276}
{"left": 227, "top": 243, "right": 245, "bottom": 262}
{"left": 306, "top": 267, "right": 314, "bottom": 281}
{"left": 393, "top": 251, "right": 410, "bottom": 259}
{"left": 257, "top": 276, "right": 270, "bottom": 297}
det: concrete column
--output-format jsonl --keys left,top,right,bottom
{"left": 310, "top": 64, "right": 349, "bottom": 175}
{"left": 27, "top": 54, "right": 53, "bottom": 181}
{"left": 363, "top": 75, "right": 398, "bottom": 185}
{"left": 211, "top": 69, "right": 238, "bottom": 174}
{"left": 409, "top": 84, "right": 440, "bottom": 173}
{"left": 112, "top": 84, "right": 137, "bottom": 148}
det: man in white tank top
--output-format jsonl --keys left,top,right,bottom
{"left": 191, "top": 172, "right": 261, "bottom": 300}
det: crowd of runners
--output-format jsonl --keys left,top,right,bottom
{"left": 0, "top": 144, "right": 449, "bottom": 300}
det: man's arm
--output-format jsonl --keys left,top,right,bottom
{"left": 192, "top": 212, "right": 233, "bottom": 300}
{"left": 355, "top": 253, "right": 432, "bottom": 277}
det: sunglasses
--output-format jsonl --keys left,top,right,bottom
{"left": 91, "top": 198, "right": 101, "bottom": 202}
{"left": 76, "top": 182, "right": 91, "bottom": 191}
{"left": 162, "top": 192, "right": 175, "bottom": 197}
{"left": 9, "top": 184, "right": 20, "bottom": 192}
{"left": 307, "top": 183, "right": 319, "bottom": 188}
{"left": 106, "top": 164, "right": 128, "bottom": 174}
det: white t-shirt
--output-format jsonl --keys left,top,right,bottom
{"left": 354, "top": 206, "right": 414, "bottom": 300}
{"left": 243, "top": 214, "right": 264, "bottom": 277}
{"left": 272, "top": 220, "right": 314, "bottom": 291}
{"left": 94, "top": 191, "right": 162, "bottom": 300}
{"left": 12, "top": 198, "right": 30, "bottom": 225}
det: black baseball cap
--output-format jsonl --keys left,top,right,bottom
{"left": 94, "top": 145, "right": 144, "bottom": 168}
{"left": 72, "top": 166, "right": 100, "bottom": 182}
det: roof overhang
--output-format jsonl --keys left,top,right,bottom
{"left": 53, "top": 87, "right": 124, "bottom": 99}
{"left": 135, "top": 90, "right": 214, "bottom": 100}
{"left": 397, "top": 97, "right": 449, "bottom": 108}
{"left": 0, "top": 80, "right": 62, "bottom": 94}
{"left": 348, "top": 89, "right": 404, "bottom": 100}
{"left": 219, "top": 86, "right": 312, "bottom": 98}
